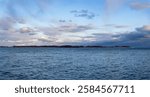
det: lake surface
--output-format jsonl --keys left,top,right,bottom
{"left": 0, "top": 47, "right": 150, "bottom": 80}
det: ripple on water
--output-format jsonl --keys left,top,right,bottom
{"left": 0, "top": 48, "right": 150, "bottom": 80}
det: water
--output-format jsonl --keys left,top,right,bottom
{"left": 0, "top": 47, "right": 150, "bottom": 80}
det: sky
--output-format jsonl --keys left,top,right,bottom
{"left": 0, "top": 0, "right": 150, "bottom": 47}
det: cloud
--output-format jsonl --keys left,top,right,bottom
{"left": 117, "top": 25, "right": 150, "bottom": 42}
{"left": 0, "top": 16, "right": 26, "bottom": 35}
{"left": 72, "top": 25, "right": 150, "bottom": 48}
{"left": 18, "top": 27, "right": 40, "bottom": 35}
{"left": 38, "top": 23, "right": 94, "bottom": 33}
{"left": 19, "top": 27, "right": 34, "bottom": 33}
{"left": 15, "top": 22, "right": 95, "bottom": 45}
{"left": 0, "top": 17, "right": 16, "bottom": 30}
{"left": 36, "top": 0, "right": 53, "bottom": 12}
{"left": 59, "top": 20, "right": 72, "bottom": 23}
{"left": 25, "top": 23, "right": 95, "bottom": 43}
{"left": 3, "top": 0, "right": 52, "bottom": 19}
{"left": 130, "top": 2, "right": 150, "bottom": 10}
{"left": 37, "top": 38, "right": 55, "bottom": 43}
{"left": 103, "top": 0, "right": 126, "bottom": 24}
{"left": 59, "top": 20, "right": 66, "bottom": 23}
{"left": 57, "top": 24, "right": 94, "bottom": 33}
{"left": 105, "top": 0, "right": 125, "bottom": 13}
{"left": 0, "top": 16, "right": 58, "bottom": 46}
{"left": 34, "top": 32, "right": 56, "bottom": 43}
{"left": 1, "top": 22, "right": 150, "bottom": 47}
{"left": 137, "top": 25, "right": 150, "bottom": 32}
{"left": 109, "top": 26, "right": 150, "bottom": 47}
{"left": 70, "top": 10, "right": 96, "bottom": 19}
{"left": 103, "top": 24, "right": 129, "bottom": 28}
{"left": 111, "top": 25, "right": 150, "bottom": 47}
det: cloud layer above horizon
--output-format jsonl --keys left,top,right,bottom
{"left": 0, "top": 0, "right": 150, "bottom": 47}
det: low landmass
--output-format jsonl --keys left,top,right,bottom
{"left": 0, "top": 45, "right": 131, "bottom": 48}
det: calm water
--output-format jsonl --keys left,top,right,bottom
{"left": 0, "top": 47, "right": 150, "bottom": 80}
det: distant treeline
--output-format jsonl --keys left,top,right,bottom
{"left": 0, "top": 45, "right": 130, "bottom": 48}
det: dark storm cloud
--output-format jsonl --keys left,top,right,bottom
{"left": 70, "top": 10, "right": 96, "bottom": 19}
{"left": 106, "top": 26, "right": 150, "bottom": 47}
{"left": 75, "top": 25, "right": 150, "bottom": 48}
{"left": 114, "top": 25, "right": 150, "bottom": 41}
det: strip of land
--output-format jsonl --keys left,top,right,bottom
{"left": 0, "top": 45, "right": 130, "bottom": 48}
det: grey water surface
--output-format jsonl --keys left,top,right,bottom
{"left": 0, "top": 47, "right": 150, "bottom": 80}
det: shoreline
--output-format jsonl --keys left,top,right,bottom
{"left": 0, "top": 45, "right": 131, "bottom": 48}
